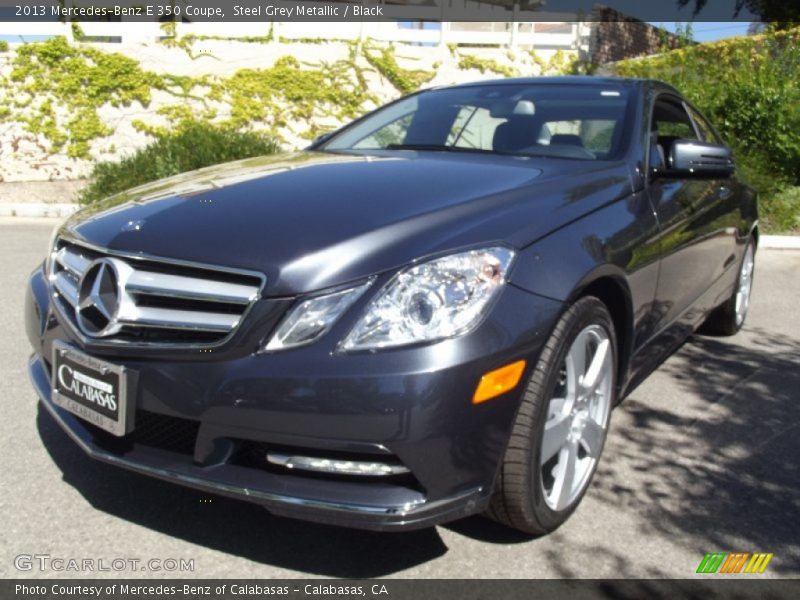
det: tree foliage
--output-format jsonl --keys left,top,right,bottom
{"left": 678, "top": 0, "right": 799, "bottom": 25}
{"left": 78, "top": 122, "right": 280, "bottom": 204}
{"left": 615, "top": 26, "right": 800, "bottom": 231}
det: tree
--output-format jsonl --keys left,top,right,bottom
{"left": 677, "top": 0, "right": 799, "bottom": 26}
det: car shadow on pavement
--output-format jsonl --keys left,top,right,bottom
{"left": 35, "top": 407, "right": 448, "bottom": 578}
{"left": 587, "top": 327, "right": 800, "bottom": 576}
{"left": 441, "top": 515, "right": 536, "bottom": 544}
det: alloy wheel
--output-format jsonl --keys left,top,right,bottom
{"left": 735, "top": 244, "right": 755, "bottom": 327}
{"left": 540, "top": 324, "right": 613, "bottom": 511}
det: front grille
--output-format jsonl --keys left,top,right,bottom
{"left": 131, "top": 410, "right": 201, "bottom": 455}
{"left": 50, "top": 239, "right": 264, "bottom": 346}
{"left": 79, "top": 410, "right": 201, "bottom": 457}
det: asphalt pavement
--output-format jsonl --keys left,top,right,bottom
{"left": 1, "top": 218, "right": 798, "bottom": 579}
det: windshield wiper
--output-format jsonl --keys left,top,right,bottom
{"left": 382, "top": 143, "right": 586, "bottom": 160}
{"left": 385, "top": 143, "right": 493, "bottom": 154}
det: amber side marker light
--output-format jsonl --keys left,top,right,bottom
{"left": 472, "top": 360, "right": 527, "bottom": 404}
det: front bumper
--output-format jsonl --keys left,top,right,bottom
{"left": 26, "top": 264, "right": 562, "bottom": 531}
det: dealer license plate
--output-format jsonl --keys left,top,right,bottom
{"left": 51, "top": 341, "right": 132, "bottom": 437}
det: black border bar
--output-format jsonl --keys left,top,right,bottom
{"left": 4, "top": 579, "right": 800, "bottom": 600}
{"left": 0, "top": 0, "right": 784, "bottom": 23}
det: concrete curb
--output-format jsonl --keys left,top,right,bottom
{"left": 760, "top": 235, "right": 800, "bottom": 250}
{"left": 1, "top": 203, "right": 799, "bottom": 249}
{"left": 0, "top": 203, "right": 80, "bottom": 218}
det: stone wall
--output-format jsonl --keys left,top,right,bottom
{"left": 590, "top": 7, "right": 683, "bottom": 64}
{"left": 0, "top": 39, "right": 572, "bottom": 189}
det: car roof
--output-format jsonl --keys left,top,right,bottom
{"left": 442, "top": 76, "right": 681, "bottom": 96}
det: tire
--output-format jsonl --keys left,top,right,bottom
{"left": 487, "top": 296, "right": 617, "bottom": 535}
{"left": 700, "top": 238, "right": 755, "bottom": 336}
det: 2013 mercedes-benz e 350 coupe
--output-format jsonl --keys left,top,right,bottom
{"left": 26, "top": 77, "right": 757, "bottom": 534}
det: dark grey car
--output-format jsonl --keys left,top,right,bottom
{"left": 26, "top": 77, "right": 757, "bottom": 533}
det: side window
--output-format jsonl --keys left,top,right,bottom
{"left": 446, "top": 106, "right": 504, "bottom": 150}
{"left": 652, "top": 98, "right": 698, "bottom": 140}
{"left": 650, "top": 97, "right": 699, "bottom": 169}
{"left": 686, "top": 105, "right": 720, "bottom": 143}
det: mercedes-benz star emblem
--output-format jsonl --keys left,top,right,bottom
{"left": 77, "top": 258, "right": 121, "bottom": 337}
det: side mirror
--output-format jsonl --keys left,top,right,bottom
{"left": 663, "top": 139, "right": 735, "bottom": 178}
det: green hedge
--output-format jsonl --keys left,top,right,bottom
{"left": 614, "top": 27, "right": 800, "bottom": 232}
{"left": 78, "top": 121, "right": 280, "bottom": 204}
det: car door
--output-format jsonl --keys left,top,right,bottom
{"left": 647, "top": 94, "right": 738, "bottom": 332}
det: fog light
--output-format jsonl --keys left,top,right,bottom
{"left": 267, "top": 452, "right": 410, "bottom": 477}
{"left": 472, "top": 360, "right": 527, "bottom": 404}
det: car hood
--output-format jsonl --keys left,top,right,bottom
{"left": 62, "top": 151, "right": 633, "bottom": 296}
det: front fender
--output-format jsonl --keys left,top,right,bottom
{"left": 508, "top": 191, "right": 661, "bottom": 385}
{"left": 509, "top": 192, "right": 659, "bottom": 303}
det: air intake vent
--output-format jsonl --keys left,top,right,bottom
{"left": 50, "top": 239, "right": 264, "bottom": 346}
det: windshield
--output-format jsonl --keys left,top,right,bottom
{"left": 323, "top": 83, "right": 633, "bottom": 161}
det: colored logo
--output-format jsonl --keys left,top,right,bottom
{"left": 696, "top": 552, "right": 773, "bottom": 574}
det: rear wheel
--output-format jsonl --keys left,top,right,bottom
{"left": 487, "top": 296, "right": 616, "bottom": 534}
{"left": 700, "top": 239, "right": 755, "bottom": 336}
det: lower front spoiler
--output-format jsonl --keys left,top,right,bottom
{"left": 29, "top": 355, "right": 489, "bottom": 531}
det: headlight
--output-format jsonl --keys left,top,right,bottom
{"left": 340, "top": 246, "right": 515, "bottom": 351}
{"left": 264, "top": 281, "right": 372, "bottom": 351}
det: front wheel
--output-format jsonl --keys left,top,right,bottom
{"left": 487, "top": 296, "right": 617, "bottom": 534}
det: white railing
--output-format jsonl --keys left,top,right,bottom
{"left": 3, "top": 21, "right": 582, "bottom": 50}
